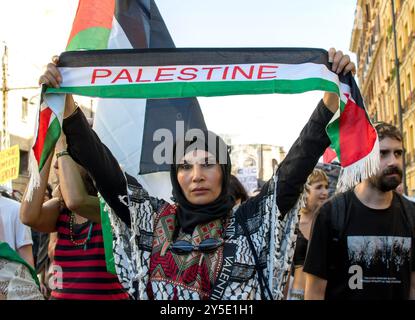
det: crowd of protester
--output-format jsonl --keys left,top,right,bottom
{"left": 1, "top": 48, "right": 414, "bottom": 300}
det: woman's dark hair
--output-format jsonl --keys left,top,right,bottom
{"left": 169, "top": 130, "right": 235, "bottom": 234}
{"left": 45, "top": 184, "right": 53, "bottom": 200}
{"left": 228, "top": 175, "right": 248, "bottom": 204}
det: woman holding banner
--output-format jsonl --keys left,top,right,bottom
{"left": 20, "top": 132, "right": 129, "bottom": 300}
{"left": 37, "top": 48, "right": 355, "bottom": 300}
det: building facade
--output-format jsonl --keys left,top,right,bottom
{"left": 221, "top": 135, "right": 286, "bottom": 194}
{"left": 350, "top": 0, "right": 415, "bottom": 196}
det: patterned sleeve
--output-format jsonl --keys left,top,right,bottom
{"left": 234, "top": 173, "right": 299, "bottom": 300}
{"left": 276, "top": 100, "right": 333, "bottom": 215}
{"left": 233, "top": 100, "right": 333, "bottom": 299}
{"left": 104, "top": 173, "right": 166, "bottom": 300}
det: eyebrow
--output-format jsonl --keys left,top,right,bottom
{"left": 379, "top": 149, "right": 403, "bottom": 154}
{"left": 183, "top": 156, "right": 216, "bottom": 163}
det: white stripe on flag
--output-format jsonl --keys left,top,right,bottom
{"left": 107, "top": 17, "right": 133, "bottom": 50}
{"left": 92, "top": 17, "right": 174, "bottom": 202}
{"left": 58, "top": 62, "right": 340, "bottom": 88}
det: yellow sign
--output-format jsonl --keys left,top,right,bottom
{"left": 0, "top": 145, "right": 20, "bottom": 184}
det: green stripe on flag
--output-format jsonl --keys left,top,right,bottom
{"left": 326, "top": 100, "right": 346, "bottom": 161}
{"left": 99, "top": 195, "right": 116, "bottom": 275}
{"left": 327, "top": 119, "right": 340, "bottom": 160}
{"left": 39, "top": 117, "right": 61, "bottom": 171}
{"left": 66, "top": 27, "right": 111, "bottom": 51}
{"left": 0, "top": 242, "right": 40, "bottom": 287}
{"left": 47, "top": 78, "right": 340, "bottom": 99}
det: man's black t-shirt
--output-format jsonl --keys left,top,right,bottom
{"left": 303, "top": 191, "right": 415, "bottom": 300}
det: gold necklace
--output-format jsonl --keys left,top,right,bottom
{"left": 69, "top": 212, "right": 93, "bottom": 248}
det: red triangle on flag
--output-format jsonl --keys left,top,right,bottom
{"left": 323, "top": 147, "right": 337, "bottom": 164}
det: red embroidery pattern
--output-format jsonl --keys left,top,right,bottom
{"left": 148, "top": 204, "right": 223, "bottom": 298}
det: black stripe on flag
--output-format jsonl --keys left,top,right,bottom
{"left": 60, "top": 47, "right": 330, "bottom": 68}
{"left": 113, "top": 0, "right": 206, "bottom": 174}
{"left": 115, "top": 0, "right": 150, "bottom": 48}
{"left": 140, "top": 98, "right": 207, "bottom": 173}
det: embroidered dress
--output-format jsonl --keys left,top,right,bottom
{"left": 63, "top": 99, "right": 333, "bottom": 300}
{"left": 104, "top": 172, "right": 300, "bottom": 300}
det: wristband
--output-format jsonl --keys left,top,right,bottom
{"left": 56, "top": 150, "right": 70, "bottom": 159}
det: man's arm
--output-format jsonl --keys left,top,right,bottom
{"left": 305, "top": 273, "right": 327, "bottom": 300}
{"left": 17, "top": 244, "right": 34, "bottom": 268}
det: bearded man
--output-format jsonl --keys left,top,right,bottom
{"left": 304, "top": 122, "right": 415, "bottom": 300}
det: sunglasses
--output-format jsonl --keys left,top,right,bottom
{"left": 170, "top": 238, "right": 224, "bottom": 255}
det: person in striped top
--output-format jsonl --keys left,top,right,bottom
{"left": 20, "top": 132, "right": 129, "bottom": 300}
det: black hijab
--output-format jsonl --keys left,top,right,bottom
{"left": 170, "top": 130, "right": 235, "bottom": 234}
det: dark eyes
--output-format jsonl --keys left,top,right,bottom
{"left": 380, "top": 150, "right": 403, "bottom": 157}
{"left": 178, "top": 163, "right": 192, "bottom": 170}
{"left": 178, "top": 162, "right": 215, "bottom": 170}
{"left": 202, "top": 162, "right": 215, "bottom": 168}
{"left": 315, "top": 184, "right": 328, "bottom": 190}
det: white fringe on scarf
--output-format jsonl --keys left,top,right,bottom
{"left": 336, "top": 137, "right": 380, "bottom": 192}
{"left": 24, "top": 95, "right": 43, "bottom": 202}
{"left": 25, "top": 150, "right": 41, "bottom": 202}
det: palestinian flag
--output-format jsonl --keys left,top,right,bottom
{"left": 69, "top": 0, "right": 206, "bottom": 200}
{"left": 323, "top": 147, "right": 338, "bottom": 164}
{"left": 28, "top": 0, "right": 207, "bottom": 276}
{"left": 28, "top": 0, "right": 206, "bottom": 201}
{"left": 32, "top": 103, "right": 61, "bottom": 173}
{"left": 47, "top": 47, "right": 379, "bottom": 188}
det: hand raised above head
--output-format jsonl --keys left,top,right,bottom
{"left": 38, "top": 55, "right": 62, "bottom": 88}
{"left": 38, "top": 55, "right": 77, "bottom": 118}
{"left": 327, "top": 47, "right": 356, "bottom": 76}
{"left": 323, "top": 48, "right": 356, "bottom": 113}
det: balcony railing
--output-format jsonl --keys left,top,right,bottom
{"left": 403, "top": 90, "right": 415, "bottom": 112}
{"left": 408, "top": 31, "right": 415, "bottom": 50}
{"left": 401, "top": 46, "right": 407, "bottom": 60}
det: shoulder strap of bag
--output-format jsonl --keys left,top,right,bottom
{"left": 236, "top": 213, "right": 273, "bottom": 300}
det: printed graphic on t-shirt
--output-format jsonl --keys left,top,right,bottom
{"left": 347, "top": 236, "right": 411, "bottom": 284}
